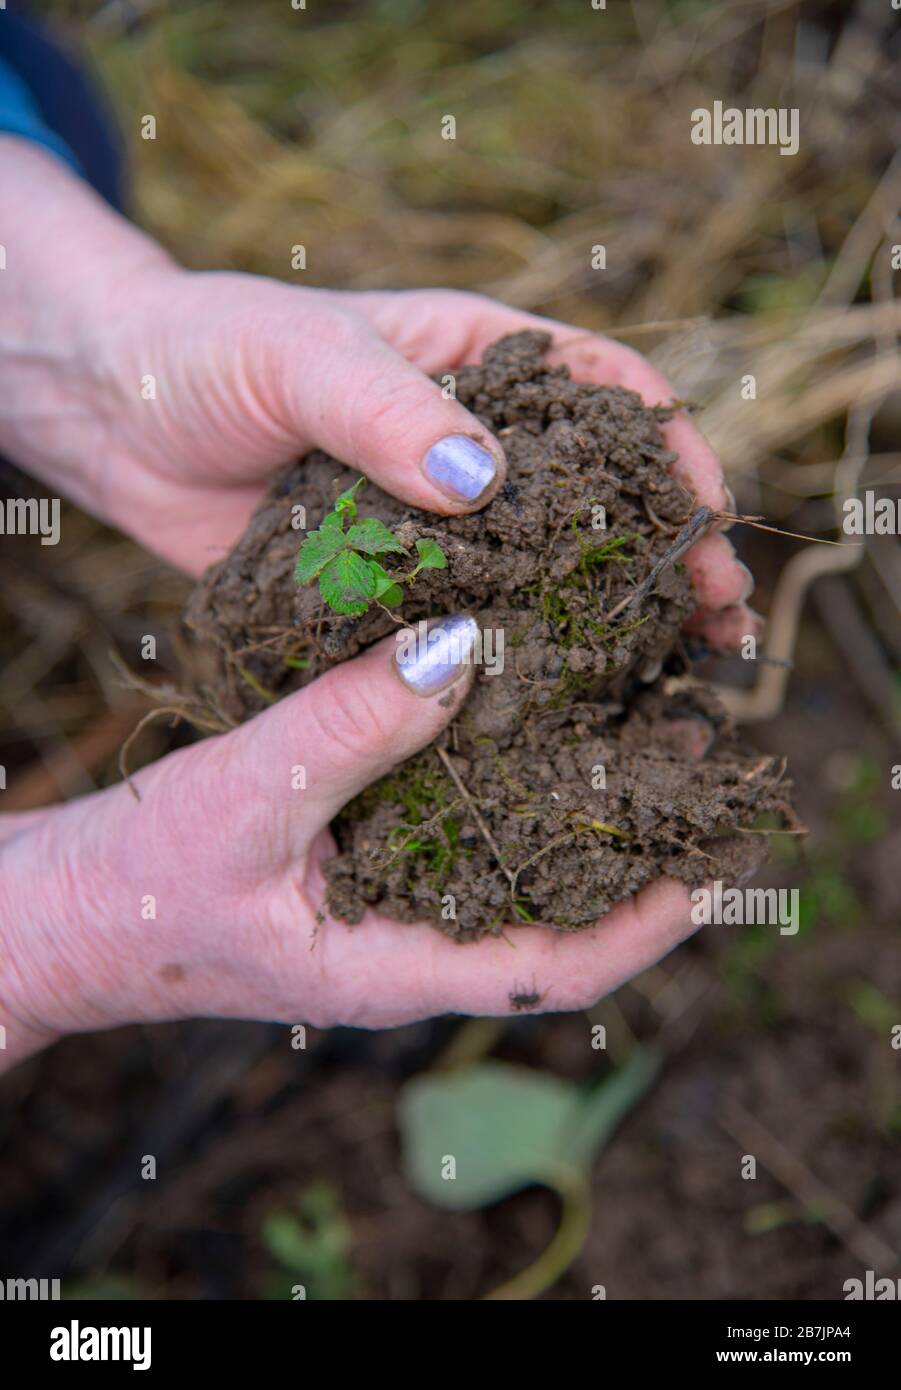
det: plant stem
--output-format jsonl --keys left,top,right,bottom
{"left": 482, "top": 1172, "right": 593, "bottom": 1301}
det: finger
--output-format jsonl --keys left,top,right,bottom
{"left": 549, "top": 332, "right": 730, "bottom": 514}
{"left": 681, "top": 532, "right": 754, "bottom": 612}
{"left": 684, "top": 604, "right": 765, "bottom": 653}
{"left": 353, "top": 290, "right": 731, "bottom": 508}
{"left": 353, "top": 294, "right": 747, "bottom": 589}
{"left": 229, "top": 615, "right": 479, "bottom": 837}
{"left": 310, "top": 876, "right": 699, "bottom": 1028}
{"left": 271, "top": 304, "right": 506, "bottom": 514}
{"left": 438, "top": 877, "right": 698, "bottom": 1017}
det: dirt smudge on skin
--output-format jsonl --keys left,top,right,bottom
{"left": 159, "top": 964, "right": 187, "bottom": 984}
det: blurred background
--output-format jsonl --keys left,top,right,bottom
{"left": 0, "top": 0, "right": 899, "bottom": 1299}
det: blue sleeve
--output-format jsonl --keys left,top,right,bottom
{"left": 0, "top": 52, "right": 81, "bottom": 174}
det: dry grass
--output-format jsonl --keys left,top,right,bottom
{"left": 75, "top": 1, "right": 898, "bottom": 486}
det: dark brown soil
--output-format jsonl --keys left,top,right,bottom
{"left": 186, "top": 332, "right": 789, "bottom": 938}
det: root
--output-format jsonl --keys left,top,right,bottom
{"left": 119, "top": 705, "right": 210, "bottom": 802}
{"left": 436, "top": 745, "right": 515, "bottom": 886}
{"left": 510, "top": 815, "right": 631, "bottom": 902}
{"left": 111, "top": 650, "right": 236, "bottom": 802}
{"left": 234, "top": 663, "right": 277, "bottom": 704}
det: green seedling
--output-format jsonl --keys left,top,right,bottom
{"left": 295, "top": 477, "right": 446, "bottom": 615}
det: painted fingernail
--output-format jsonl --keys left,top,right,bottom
{"left": 736, "top": 561, "right": 755, "bottom": 603}
{"left": 422, "top": 434, "right": 497, "bottom": 502}
{"left": 394, "top": 614, "right": 479, "bottom": 696}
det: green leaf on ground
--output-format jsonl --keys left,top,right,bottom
{"left": 318, "top": 549, "right": 377, "bottom": 614}
{"left": 262, "top": 1183, "right": 357, "bottom": 1300}
{"left": 295, "top": 524, "right": 348, "bottom": 583}
{"left": 414, "top": 538, "right": 447, "bottom": 570}
{"left": 398, "top": 1047, "right": 659, "bottom": 1211}
{"left": 335, "top": 477, "right": 366, "bottom": 516}
{"left": 368, "top": 561, "right": 405, "bottom": 605}
{"left": 346, "top": 518, "right": 408, "bottom": 556}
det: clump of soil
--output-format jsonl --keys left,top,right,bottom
{"left": 186, "top": 331, "right": 790, "bottom": 939}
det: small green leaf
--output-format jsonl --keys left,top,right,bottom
{"left": 262, "top": 1184, "right": 357, "bottom": 1300}
{"left": 295, "top": 525, "right": 348, "bottom": 583}
{"left": 414, "top": 538, "right": 447, "bottom": 570}
{"left": 319, "top": 550, "right": 377, "bottom": 614}
{"left": 334, "top": 477, "right": 366, "bottom": 518}
{"left": 369, "top": 561, "right": 405, "bottom": 606}
{"left": 346, "top": 518, "right": 407, "bottom": 556}
{"left": 320, "top": 510, "right": 345, "bottom": 532}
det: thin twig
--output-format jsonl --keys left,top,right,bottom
{"left": 718, "top": 512, "right": 854, "bottom": 546}
{"left": 435, "top": 746, "right": 515, "bottom": 886}
{"left": 606, "top": 505, "right": 717, "bottom": 623}
{"left": 510, "top": 830, "right": 579, "bottom": 901}
{"left": 119, "top": 706, "right": 188, "bottom": 802}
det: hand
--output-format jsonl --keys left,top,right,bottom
{"left": 0, "top": 140, "right": 756, "bottom": 646}
{"left": 0, "top": 622, "right": 704, "bottom": 1068}
{"left": 0, "top": 140, "right": 758, "bottom": 1063}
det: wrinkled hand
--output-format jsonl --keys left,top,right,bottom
{"left": 0, "top": 143, "right": 759, "bottom": 1062}
{"left": 0, "top": 626, "right": 709, "bottom": 1063}
{"left": 78, "top": 271, "right": 757, "bottom": 646}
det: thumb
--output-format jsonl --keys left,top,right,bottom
{"left": 232, "top": 615, "right": 479, "bottom": 827}
{"left": 271, "top": 308, "right": 507, "bottom": 514}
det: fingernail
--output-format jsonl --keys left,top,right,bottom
{"left": 422, "top": 434, "right": 497, "bottom": 502}
{"left": 394, "top": 614, "right": 479, "bottom": 696}
{"left": 736, "top": 561, "right": 755, "bottom": 603}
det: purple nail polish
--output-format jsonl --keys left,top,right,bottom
{"left": 422, "top": 435, "right": 497, "bottom": 502}
{"left": 394, "top": 615, "right": 479, "bottom": 696}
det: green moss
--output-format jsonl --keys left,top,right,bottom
{"left": 574, "top": 531, "right": 641, "bottom": 574}
{"left": 349, "top": 754, "right": 474, "bottom": 892}
{"left": 527, "top": 529, "right": 645, "bottom": 651}
{"left": 400, "top": 814, "right": 473, "bottom": 894}
{"left": 347, "top": 758, "right": 452, "bottom": 824}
